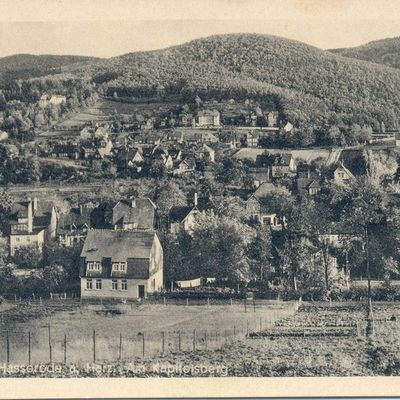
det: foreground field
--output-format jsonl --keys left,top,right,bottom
{"left": 0, "top": 299, "right": 296, "bottom": 365}
{"left": 1, "top": 301, "right": 400, "bottom": 377}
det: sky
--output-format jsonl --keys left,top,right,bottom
{"left": 2, "top": 0, "right": 400, "bottom": 58}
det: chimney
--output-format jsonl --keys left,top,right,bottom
{"left": 79, "top": 204, "right": 84, "bottom": 215}
{"left": 27, "top": 200, "right": 33, "bottom": 233}
{"left": 131, "top": 198, "right": 136, "bottom": 208}
{"left": 194, "top": 192, "right": 198, "bottom": 207}
{"left": 33, "top": 197, "right": 38, "bottom": 213}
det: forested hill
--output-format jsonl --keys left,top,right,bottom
{"left": 330, "top": 37, "right": 400, "bottom": 70}
{"left": 77, "top": 33, "right": 400, "bottom": 129}
{"left": 0, "top": 54, "right": 100, "bottom": 87}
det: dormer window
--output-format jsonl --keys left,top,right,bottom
{"left": 112, "top": 262, "right": 126, "bottom": 272}
{"left": 87, "top": 261, "right": 101, "bottom": 271}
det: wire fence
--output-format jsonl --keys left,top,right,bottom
{"left": 0, "top": 300, "right": 301, "bottom": 365}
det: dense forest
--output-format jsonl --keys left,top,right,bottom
{"left": 4, "top": 34, "right": 400, "bottom": 138}
{"left": 0, "top": 54, "right": 99, "bottom": 88}
{"left": 330, "top": 37, "right": 400, "bottom": 70}
{"left": 68, "top": 33, "right": 400, "bottom": 130}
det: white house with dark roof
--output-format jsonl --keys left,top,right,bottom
{"left": 9, "top": 198, "right": 58, "bottom": 256}
{"left": 80, "top": 230, "right": 163, "bottom": 299}
{"left": 333, "top": 163, "right": 355, "bottom": 186}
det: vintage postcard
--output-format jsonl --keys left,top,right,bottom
{"left": 1, "top": 0, "right": 400, "bottom": 398}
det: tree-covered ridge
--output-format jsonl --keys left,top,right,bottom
{"left": 78, "top": 33, "right": 400, "bottom": 129}
{"left": 0, "top": 54, "right": 100, "bottom": 87}
{"left": 330, "top": 36, "right": 400, "bottom": 70}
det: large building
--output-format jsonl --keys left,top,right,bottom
{"left": 196, "top": 110, "right": 220, "bottom": 127}
{"left": 79, "top": 230, "right": 163, "bottom": 299}
{"left": 9, "top": 198, "right": 58, "bottom": 256}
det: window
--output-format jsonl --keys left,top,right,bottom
{"left": 338, "top": 172, "right": 344, "bottom": 178}
{"left": 87, "top": 262, "right": 100, "bottom": 271}
{"left": 86, "top": 279, "right": 93, "bottom": 290}
{"left": 121, "top": 280, "right": 127, "bottom": 291}
{"left": 112, "top": 280, "right": 118, "bottom": 290}
{"left": 95, "top": 279, "right": 102, "bottom": 290}
{"left": 112, "top": 262, "right": 126, "bottom": 272}
{"left": 16, "top": 237, "right": 20, "bottom": 242}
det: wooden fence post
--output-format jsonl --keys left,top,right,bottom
{"left": 205, "top": 331, "right": 207, "bottom": 350}
{"left": 93, "top": 329, "right": 96, "bottom": 363}
{"left": 186, "top": 298, "right": 189, "bottom": 307}
{"left": 39, "top": 297, "right": 42, "bottom": 306}
{"left": 48, "top": 324, "right": 52, "bottom": 363}
{"left": 215, "top": 330, "right": 219, "bottom": 345}
{"left": 246, "top": 320, "right": 249, "bottom": 337}
{"left": 233, "top": 325, "right": 236, "bottom": 339}
{"left": 162, "top": 331, "right": 165, "bottom": 355}
{"left": 178, "top": 330, "right": 181, "bottom": 351}
{"left": 64, "top": 334, "right": 67, "bottom": 364}
{"left": 230, "top": 298, "right": 233, "bottom": 306}
{"left": 28, "top": 331, "right": 31, "bottom": 365}
{"left": 119, "top": 333, "right": 122, "bottom": 360}
{"left": 6, "top": 331, "right": 10, "bottom": 365}
{"left": 224, "top": 330, "right": 227, "bottom": 344}
{"left": 260, "top": 317, "right": 262, "bottom": 331}
{"left": 303, "top": 323, "right": 306, "bottom": 338}
{"left": 193, "top": 329, "right": 196, "bottom": 351}
{"left": 253, "top": 300, "right": 256, "bottom": 313}
{"left": 14, "top": 294, "right": 17, "bottom": 303}
{"left": 163, "top": 297, "right": 166, "bottom": 306}
{"left": 142, "top": 334, "right": 145, "bottom": 357}
{"left": 207, "top": 297, "right": 210, "bottom": 307}
{"left": 244, "top": 299, "right": 247, "bottom": 313}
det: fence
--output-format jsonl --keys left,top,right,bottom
{"left": 0, "top": 300, "right": 301, "bottom": 365}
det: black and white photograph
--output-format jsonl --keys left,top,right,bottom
{"left": 2, "top": 0, "right": 400, "bottom": 397}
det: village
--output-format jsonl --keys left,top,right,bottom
{"left": 1, "top": 91, "right": 400, "bottom": 303}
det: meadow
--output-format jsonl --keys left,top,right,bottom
{"left": 0, "top": 299, "right": 296, "bottom": 366}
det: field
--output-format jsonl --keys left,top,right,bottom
{"left": 233, "top": 148, "right": 336, "bottom": 164}
{"left": 2, "top": 300, "right": 400, "bottom": 377}
{"left": 0, "top": 299, "right": 297, "bottom": 367}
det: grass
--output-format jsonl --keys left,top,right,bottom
{"left": 0, "top": 299, "right": 296, "bottom": 365}
{"left": 2, "top": 300, "right": 400, "bottom": 377}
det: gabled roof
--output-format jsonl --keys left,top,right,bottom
{"left": 335, "top": 163, "right": 355, "bottom": 180}
{"left": 58, "top": 207, "right": 93, "bottom": 233}
{"left": 252, "top": 182, "right": 276, "bottom": 199}
{"left": 272, "top": 153, "right": 293, "bottom": 166}
{"left": 81, "top": 230, "right": 156, "bottom": 262}
{"left": 169, "top": 206, "right": 194, "bottom": 223}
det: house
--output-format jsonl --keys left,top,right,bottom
{"left": 266, "top": 111, "right": 279, "bottom": 127}
{"left": 115, "top": 148, "right": 144, "bottom": 169}
{"left": 182, "top": 130, "right": 219, "bottom": 145}
{"left": 246, "top": 131, "right": 260, "bottom": 148}
{"left": 196, "top": 110, "right": 220, "bottom": 127}
{"left": 169, "top": 194, "right": 213, "bottom": 234}
{"left": 152, "top": 147, "right": 174, "bottom": 170}
{"left": 50, "top": 143, "right": 80, "bottom": 159}
{"left": 173, "top": 159, "right": 196, "bottom": 176}
{"left": 245, "top": 183, "right": 285, "bottom": 229}
{"left": 96, "top": 198, "right": 157, "bottom": 231}
{"left": 195, "top": 144, "right": 215, "bottom": 163}
{"left": 57, "top": 206, "right": 93, "bottom": 247}
{"left": 333, "top": 163, "right": 355, "bottom": 185}
{"left": 271, "top": 153, "right": 297, "bottom": 178}
{"left": 178, "top": 113, "right": 194, "bottom": 127}
{"left": 38, "top": 94, "right": 49, "bottom": 108}
{"left": 165, "top": 131, "right": 184, "bottom": 144}
{"left": 49, "top": 95, "right": 67, "bottom": 106}
{"left": 79, "top": 230, "right": 163, "bottom": 299}
{"left": 94, "top": 127, "right": 109, "bottom": 140}
{"left": 9, "top": 198, "right": 58, "bottom": 256}
{"left": 296, "top": 176, "right": 322, "bottom": 197}
{"left": 283, "top": 122, "right": 294, "bottom": 133}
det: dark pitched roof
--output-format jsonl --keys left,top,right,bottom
{"left": 169, "top": 206, "right": 193, "bottom": 223}
{"left": 81, "top": 230, "right": 156, "bottom": 262}
{"left": 272, "top": 153, "right": 293, "bottom": 166}
{"left": 58, "top": 207, "right": 93, "bottom": 234}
